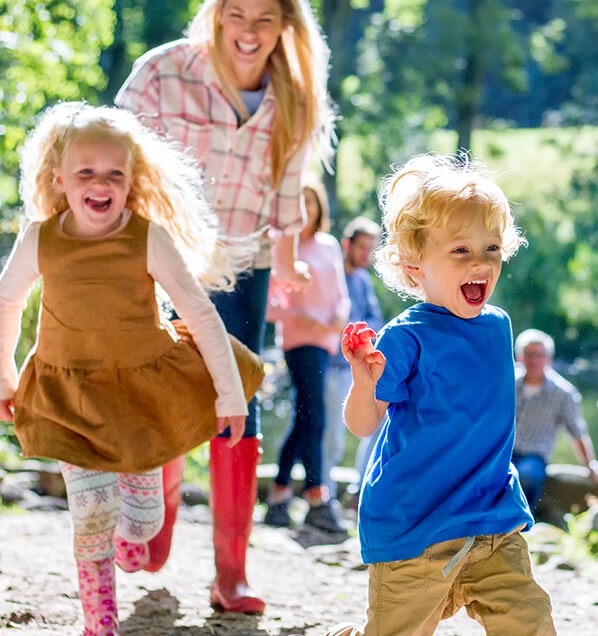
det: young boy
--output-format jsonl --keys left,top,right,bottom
{"left": 326, "top": 155, "right": 555, "bottom": 636}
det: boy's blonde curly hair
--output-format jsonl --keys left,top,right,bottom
{"left": 19, "top": 102, "right": 253, "bottom": 291}
{"left": 374, "top": 154, "right": 525, "bottom": 299}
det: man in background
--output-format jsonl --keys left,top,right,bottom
{"left": 322, "top": 217, "right": 384, "bottom": 501}
{"left": 513, "top": 328, "right": 598, "bottom": 511}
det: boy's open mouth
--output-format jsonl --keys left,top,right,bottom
{"left": 86, "top": 196, "right": 111, "bottom": 212}
{"left": 460, "top": 279, "right": 487, "bottom": 305}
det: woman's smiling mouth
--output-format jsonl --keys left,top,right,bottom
{"left": 236, "top": 41, "right": 259, "bottom": 55}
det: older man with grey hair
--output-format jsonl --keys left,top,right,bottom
{"left": 512, "top": 328, "right": 598, "bottom": 510}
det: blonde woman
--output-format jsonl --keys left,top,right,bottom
{"left": 116, "top": 0, "right": 335, "bottom": 614}
{"left": 265, "top": 183, "right": 350, "bottom": 532}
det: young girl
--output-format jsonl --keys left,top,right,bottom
{"left": 0, "top": 102, "right": 263, "bottom": 636}
{"left": 115, "top": 0, "right": 335, "bottom": 613}
{"left": 265, "top": 182, "right": 350, "bottom": 533}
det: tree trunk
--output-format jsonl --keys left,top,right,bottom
{"left": 321, "top": 1, "right": 355, "bottom": 224}
{"left": 455, "top": 0, "right": 487, "bottom": 152}
{"left": 100, "top": 0, "right": 126, "bottom": 103}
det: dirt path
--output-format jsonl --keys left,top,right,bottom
{"left": 1, "top": 507, "right": 597, "bottom": 635}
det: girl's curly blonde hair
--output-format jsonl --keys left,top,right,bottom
{"left": 374, "top": 154, "right": 525, "bottom": 299}
{"left": 19, "top": 102, "right": 253, "bottom": 291}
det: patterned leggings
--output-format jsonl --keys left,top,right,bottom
{"left": 60, "top": 462, "right": 164, "bottom": 562}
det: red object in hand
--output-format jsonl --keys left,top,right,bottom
{"left": 351, "top": 325, "right": 377, "bottom": 349}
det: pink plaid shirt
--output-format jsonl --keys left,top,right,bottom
{"left": 115, "top": 39, "right": 308, "bottom": 268}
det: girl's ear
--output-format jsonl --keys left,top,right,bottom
{"left": 53, "top": 168, "right": 65, "bottom": 192}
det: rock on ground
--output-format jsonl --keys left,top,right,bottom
{"left": 1, "top": 508, "right": 597, "bottom": 635}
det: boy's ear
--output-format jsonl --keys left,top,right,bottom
{"left": 399, "top": 256, "right": 423, "bottom": 289}
{"left": 400, "top": 258, "right": 423, "bottom": 279}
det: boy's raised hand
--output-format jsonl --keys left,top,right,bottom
{"left": 341, "top": 321, "right": 386, "bottom": 385}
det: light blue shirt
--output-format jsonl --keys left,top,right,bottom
{"left": 235, "top": 73, "right": 269, "bottom": 123}
{"left": 330, "top": 267, "right": 384, "bottom": 368}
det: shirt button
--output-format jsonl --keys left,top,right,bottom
{"left": 222, "top": 174, "right": 228, "bottom": 179}
{"left": 228, "top": 147, "right": 233, "bottom": 153}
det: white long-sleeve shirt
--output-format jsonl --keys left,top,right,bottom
{"left": 0, "top": 210, "right": 247, "bottom": 417}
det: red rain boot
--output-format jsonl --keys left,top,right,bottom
{"left": 76, "top": 557, "right": 119, "bottom": 635}
{"left": 144, "top": 455, "right": 186, "bottom": 572}
{"left": 209, "top": 437, "right": 265, "bottom": 614}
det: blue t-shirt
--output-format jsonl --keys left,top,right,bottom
{"left": 359, "top": 302, "right": 533, "bottom": 564}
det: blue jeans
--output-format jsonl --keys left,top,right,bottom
{"left": 322, "top": 364, "right": 353, "bottom": 497}
{"left": 355, "top": 428, "right": 381, "bottom": 490}
{"left": 210, "top": 268, "right": 270, "bottom": 438}
{"left": 275, "top": 346, "right": 329, "bottom": 491}
{"left": 512, "top": 452, "right": 547, "bottom": 510}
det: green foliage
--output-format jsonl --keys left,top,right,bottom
{"left": 334, "top": 0, "right": 598, "bottom": 224}
{"left": 0, "top": 281, "right": 40, "bottom": 464}
{"left": 565, "top": 508, "right": 598, "bottom": 560}
{"left": 0, "top": 421, "right": 22, "bottom": 468}
{"left": 570, "top": 0, "right": 598, "bottom": 25}
{"left": 184, "top": 443, "right": 210, "bottom": 488}
{"left": 0, "top": 0, "right": 114, "bottom": 217}
{"left": 15, "top": 280, "right": 40, "bottom": 368}
{"left": 335, "top": 9, "right": 443, "bottom": 217}
{"left": 0, "top": 501, "right": 26, "bottom": 515}
{"left": 335, "top": 0, "right": 540, "bottom": 217}
{"left": 101, "top": 0, "right": 198, "bottom": 101}
{"left": 527, "top": 518, "right": 598, "bottom": 575}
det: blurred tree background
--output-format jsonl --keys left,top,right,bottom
{"left": 2, "top": 0, "right": 598, "bottom": 467}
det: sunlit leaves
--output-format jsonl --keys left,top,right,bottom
{"left": 530, "top": 19, "right": 569, "bottom": 74}
{"left": 0, "top": 0, "right": 114, "bottom": 215}
{"left": 384, "top": 0, "right": 427, "bottom": 28}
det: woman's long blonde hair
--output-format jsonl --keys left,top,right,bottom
{"left": 19, "top": 101, "right": 250, "bottom": 290}
{"left": 188, "top": 0, "right": 335, "bottom": 187}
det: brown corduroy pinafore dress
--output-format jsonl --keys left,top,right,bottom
{"left": 14, "top": 212, "right": 263, "bottom": 473}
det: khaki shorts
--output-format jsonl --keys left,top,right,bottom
{"left": 326, "top": 527, "right": 555, "bottom": 636}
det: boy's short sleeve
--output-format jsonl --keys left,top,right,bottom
{"left": 374, "top": 324, "right": 418, "bottom": 404}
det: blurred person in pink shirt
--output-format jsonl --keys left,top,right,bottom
{"left": 266, "top": 182, "right": 350, "bottom": 532}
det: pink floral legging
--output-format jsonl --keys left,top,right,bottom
{"left": 60, "top": 462, "right": 164, "bottom": 561}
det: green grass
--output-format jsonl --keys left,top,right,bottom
{"left": 0, "top": 502, "right": 26, "bottom": 515}
{"left": 551, "top": 385, "right": 598, "bottom": 465}
{"left": 337, "top": 126, "right": 598, "bottom": 215}
{"left": 428, "top": 127, "right": 598, "bottom": 211}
